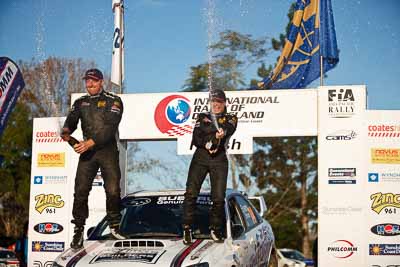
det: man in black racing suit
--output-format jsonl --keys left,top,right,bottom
{"left": 61, "top": 68, "right": 124, "bottom": 249}
{"left": 182, "top": 89, "right": 238, "bottom": 244}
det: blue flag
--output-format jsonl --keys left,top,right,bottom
{"left": 260, "top": 0, "right": 339, "bottom": 89}
{"left": 0, "top": 57, "right": 25, "bottom": 137}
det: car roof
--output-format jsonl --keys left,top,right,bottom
{"left": 123, "top": 188, "right": 241, "bottom": 199}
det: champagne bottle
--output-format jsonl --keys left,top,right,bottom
{"left": 68, "top": 136, "right": 79, "bottom": 147}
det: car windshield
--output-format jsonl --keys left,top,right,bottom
{"left": 0, "top": 250, "right": 16, "bottom": 258}
{"left": 281, "top": 250, "right": 306, "bottom": 261}
{"left": 90, "top": 194, "right": 213, "bottom": 240}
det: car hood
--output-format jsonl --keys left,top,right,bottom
{"left": 55, "top": 238, "right": 219, "bottom": 267}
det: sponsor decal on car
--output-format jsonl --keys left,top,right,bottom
{"left": 369, "top": 244, "right": 400, "bottom": 256}
{"left": 156, "top": 195, "right": 212, "bottom": 205}
{"left": 37, "top": 152, "right": 65, "bottom": 167}
{"left": 327, "top": 240, "right": 358, "bottom": 258}
{"left": 35, "top": 194, "right": 65, "bottom": 214}
{"left": 370, "top": 223, "right": 400, "bottom": 237}
{"left": 33, "top": 222, "right": 64, "bottom": 234}
{"left": 32, "top": 241, "right": 64, "bottom": 252}
{"left": 89, "top": 249, "right": 165, "bottom": 264}
{"left": 370, "top": 192, "right": 400, "bottom": 214}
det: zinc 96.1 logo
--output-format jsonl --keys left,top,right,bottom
{"left": 154, "top": 95, "right": 193, "bottom": 137}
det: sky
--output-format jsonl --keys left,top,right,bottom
{"left": 1, "top": 0, "right": 400, "bottom": 190}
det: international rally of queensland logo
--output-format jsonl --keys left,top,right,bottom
{"left": 154, "top": 95, "right": 193, "bottom": 137}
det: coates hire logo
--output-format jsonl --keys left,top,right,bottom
{"left": 370, "top": 192, "right": 400, "bottom": 214}
{"left": 371, "top": 223, "right": 400, "bottom": 237}
{"left": 328, "top": 89, "right": 355, "bottom": 118}
{"left": 369, "top": 244, "right": 400, "bottom": 256}
{"left": 368, "top": 124, "right": 400, "bottom": 138}
{"left": 33, "top": 222, "right": 64, "bottom": 235}
{"left": 32, "top": 241, "right": 64, "bottom": 252}
{"left": 154, "top": 95, "right": 193, "bottom": 137}
{"left": 327, "top": 240, "right": 358, "bottom": 258}
{"left": 35, "top": 130, "right": 63, "bottom": 143}
{"left": 326, "top": 130, "right": 357, "bottom": 141}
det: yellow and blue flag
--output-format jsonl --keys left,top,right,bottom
{"left": 261, "top": 0, "right": 339, "bottom": 89}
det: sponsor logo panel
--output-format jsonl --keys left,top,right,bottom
{"left": 371, "top": 149, "right": 400, "bottom": 164}
{"left": 35, "top": 130, "right": 63, "bottom": 143}
{"left": 320, "top": 206, "right": 363, "bottom": 216}
{"left": 368, "top": 124, "right": 400, "bottom": 138}
{"left": 32, "top": 241, "right": 64, "bottom": 252}
{"left": 33, "top": 175, "right": 67, "bottom": 185}
{"left": 370, "top": 223, "right": 400, "bottom": 237}
{"left": 369, "top": 244, "right": 400, "bottom": 256}
{"left": 370, "top": 192, "right": 400, "bottom": 215}
{"left": 33, "top": 222, "right": 64, "bottom": 234}
{"left": 37, "top": 152, "right": 65, "bottom": 167}
{"left": 368, "top": 172, "right": 400, "bottom": 183}
{"left": 327, "top": 89, "right": 355, "bottom": 118}
{"left": 326, "top": 130, "right": 357, "bottom": 141}
{"left": 34, "top": 194, "right": 65, "bottom": 214}
{"left": 327, "top": 239, "right": 358, "bottom": 258}
{"left": 328, "top": 168, "right": 356, "bottom": 184}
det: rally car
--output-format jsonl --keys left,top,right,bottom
{"left": 53, "top": 189, "right": 277, "bottom": 267}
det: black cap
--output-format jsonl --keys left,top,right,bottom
{"left": 82, "top": 68, "right": 103, "bottom": 80}
{"left": 209, "top": 89, "right": 226, "bottom": 102}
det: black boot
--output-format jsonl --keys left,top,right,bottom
{"left": 70, "top": 226, "right": 84, "bottom": 249}
{"left": 210, "top": 227, "right": 224, "bottom": 243}
{"left": 182, "top": 225, "right": 193, "bottom": 245}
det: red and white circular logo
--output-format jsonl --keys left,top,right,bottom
{"left": 154, "top": 95, "right": 193, "bottom": 136}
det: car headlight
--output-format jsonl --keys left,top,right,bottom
{"left": 186, "top": 263, "right": 210, "bottom": 267}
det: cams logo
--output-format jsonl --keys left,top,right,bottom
{"left": 33, "top": 222, "right": 64, "bottom": 234}
{"left": 371, "top": 223, "right": 400, "bottom": 237}
{"left": 370, "top": 192, "right": 400, "bottom": 214}
{"left": 328, "top": 89, "right": 355, "bottom": 118}
{"left": 154, "top": 95, "right": 193, "bottom": 137}
{"left": 328, "top": 168, "right": 356, "bottom": 184}
{"left": 371, "top": 148, "right": 400, "bottom": 164}
{"left": 32, "top": 241, "right": 64, "bottom": 252}
{"left": 35, "top": 130, "right": 63, "bottom": 143}
{"left": 368, "top": 124, "right": 400, "bottom": 138}
{"left": 37, "top": 152, "right": 65, "bottom": 167}
{"left": 35, "top": 194, "right": 64, "bottom": 214}
{"left": 326, "top": 130, "right": 357, "bottom": 141}
{"left": 327, "top": 239, "right": 358, "bottom": 258}
{"left": 369, "top": 244, "right": 400, "bottom": 256}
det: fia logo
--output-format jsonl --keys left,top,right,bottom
{"left": 328, "top": 89, "right": 355, "bottom": 102}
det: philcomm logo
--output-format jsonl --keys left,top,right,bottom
{"left": 371, "top": 148, "right": 400, "bottom": 164}
{"left": 369, "top": 244, "right": 400, "bottom": 256}
{"left": 327, "top": 240, "right": 358, "bottom": 258}
{"left": 154, "top": 95, "right": 193, "bottom": 137}
{"left": 328, "top": 89, "right": 355, "bottom": 118}
{"left": 371, "top": 223, "right": 400, "bottom": 237}
{"left": 370, "top": 192, "right": 400, "bottom": 214}
{"left": 35, "top": 130, "right": 63, "bottom": 143}
{"left": 33, "top": 222, "right": 64, "bottom": 234}
{"left": 37, "top": 152, "right": 65, "bottom": 167}
{"left": 326, "top": 130, "right": 357, "bottom": 141}
{"left": 35, "top": 194, "right": 65, "bottom": 214}
{"left": 368, "top": 124, "right": 400, "bottom": 138}
{"left": 328, "top": 168, "right": 356, "bottom": 184}
{"left": 32, "top": 241, "right": 64, "bottom": 252}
